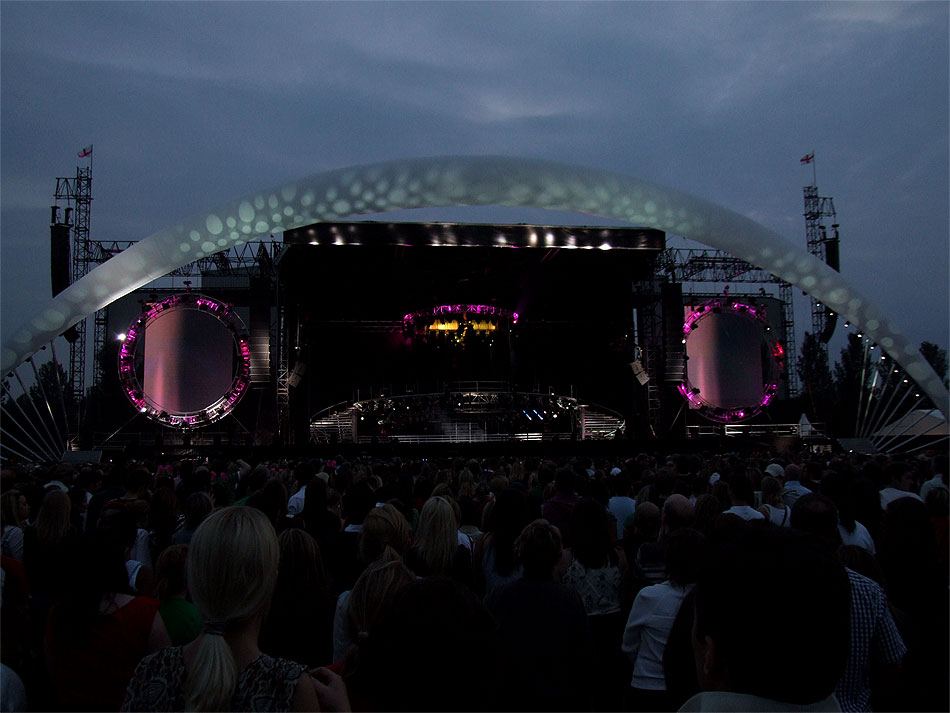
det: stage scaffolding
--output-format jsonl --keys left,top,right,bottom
{"left": 655, "top": 247, "right": 799, "bottom": 398}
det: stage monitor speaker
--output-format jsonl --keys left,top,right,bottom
{"left": 50, "top": 223, "right": 71, "bottom": 297}
{"left": 287, "top": 361, "right": 306, "bottom": 388}
{"left": 629, "top": 360, "right": 649, "bottom": 386}
{"left": 819, "top": 309, "right": 838, "bottom": 344}
{"left": 249, "top": 277, "right": 272, "bottom": 384}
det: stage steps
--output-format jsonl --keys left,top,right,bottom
{"left": 310, "top": 407, "right": 356, "bottom": 443}
{"left": 580, "top": 407, "right": 625, "bottom": 439}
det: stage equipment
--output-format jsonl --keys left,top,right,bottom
{"left": 117, "top": 293, "right": 251, "bottom": 429}
{"left": 678, "top": 297, "right": 784, "bottom": 423}
{"left": 403, "top": 304, "right": 518, "bottom": 345}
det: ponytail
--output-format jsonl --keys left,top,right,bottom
{"left": 185, "top": 631, "right": 237, "bottom": 711}
{"left": 185, "top": 507, "right": 279, "bottom": 712}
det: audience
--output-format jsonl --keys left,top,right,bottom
{"left": 0, "top": 448, "right": 945, "bottom": 712}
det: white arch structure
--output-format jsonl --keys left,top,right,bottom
{"left": 3, "top": 155, "right": 946, "bottom": 418}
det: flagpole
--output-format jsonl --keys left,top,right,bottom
{"left": 811, "top": 149, "right": 817, "bottom": 186}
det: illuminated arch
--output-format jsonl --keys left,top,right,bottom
{"left": 2, "top": 155, "right": 946, "bottom": 417}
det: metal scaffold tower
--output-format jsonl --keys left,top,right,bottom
{"left": 802, "top": 173, "right": 841, "bottom": 352}
{"left": 53, "top": 164, "right": 94, "bottom": 434}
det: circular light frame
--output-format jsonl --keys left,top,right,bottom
{"left": 677, "top": 297, "right": 785, "bottom": 423}
{"left": 117, "top": 293, "right": 252, "bottom": 429}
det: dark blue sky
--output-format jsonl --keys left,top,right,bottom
{"left": 2, "top": 1, "right": 948, "bottom": 360}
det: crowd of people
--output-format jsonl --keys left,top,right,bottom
{"left": 0, "top": 447, "right": 946, "bottom": 711}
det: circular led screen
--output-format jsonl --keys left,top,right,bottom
{"left": 678, "top": 298, "right": 784, "bottom": 423}
{"left": 118, "top": 293, "right": 251, "bottom": 429}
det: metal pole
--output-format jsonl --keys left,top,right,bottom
{"left": 0, "top": 429, "right": 48, "bottom": 464}
{"left": 875, "top": 396, "right": 930, "bottom": 452}
{"left": 12, "top": 368, "right": 62, "bottom": 460}
{"left": 854, "top": 340, "right": 871, "bottom": 437}
{"left": 866, "top": 374, "right": 913, "bottom": 444}
{"left": 858, "top": 356, "right": 883, "bottom": 438}
{"left": 899, "top": 435, "right": 948, "bottom": 456}
{"left": 1, "top": 380, "right": 60, "bottom": 461}
{"left": 861, "top": 357, "right": 897, "bottom": 439}
{"left": 0, "top": 418, "right": 52, "bottom": 463}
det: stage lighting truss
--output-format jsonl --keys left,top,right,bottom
{"left": 677, "top": 297, "right": 785, "bottom": 423}
{"left": 117, "top": 293, "right": 252, "bottom": 429}
{"left": 402, "top": 304, "right": 519, "bottom": 346}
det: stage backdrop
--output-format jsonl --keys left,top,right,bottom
{"left": 143, "top": 308, "right": 234, "bottom": 414}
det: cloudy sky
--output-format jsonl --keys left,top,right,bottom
{"left": 2, "top": 1, "right": 948, "bottom": 364}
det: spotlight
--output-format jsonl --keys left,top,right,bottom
{"left": 117, "top": 333, "right": 127, "bottom": 341}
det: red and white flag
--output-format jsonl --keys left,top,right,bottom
{"left": 800, "top": 152, "right": 814, "bottom": 164}
{"left": 77, "top": 145, "right": 93, "bottom": 158}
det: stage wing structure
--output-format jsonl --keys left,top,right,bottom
{"left": 2, "top": 156, "right": 946, "bottom": 418}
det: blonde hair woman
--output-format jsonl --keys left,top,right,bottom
{"left": 123, "top": 507, "right": 319, "bottom": 711}
{"left": 333, "top": 504, "right": 412, "bottom": 661}
{"left": 358, "top": 503, "right": 411, "bottom": 564}
{"left": 406, "top": 496, "right": 473, "bottom": 587}
{"left": 347, "top": 557, "right": 415, "bottom": 642}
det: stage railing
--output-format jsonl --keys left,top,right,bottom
{"left": 686, "top": 422, "right": 826, "bottom": 438}
{"left": 357, "top": 432, "right": 548, "bottom": 444}
{"left": 309, "top": 388, "right": 626, "bottom": 444}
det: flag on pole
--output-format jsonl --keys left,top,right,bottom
{"left": 800, "top": 152, "right": 814, "bottom": 164}
{"left": 77, "top": 145, "right": 93, "bottom": 158}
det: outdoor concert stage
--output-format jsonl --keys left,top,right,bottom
{"left": 279, "top": 221, "right": 664, "bottom": 445}
{"left": 96, "top": 220, "right": 799, "bottom": 453}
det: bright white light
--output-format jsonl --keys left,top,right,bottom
{"left": 117, "top": 333, "right": 127, "bottom": 341}
{"left": 599, "top": 242, "right": 611, "bottom": 250}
